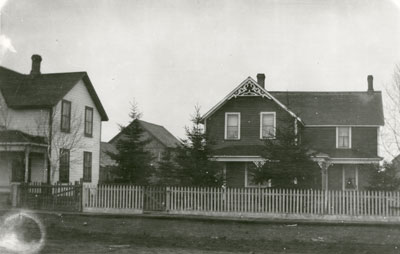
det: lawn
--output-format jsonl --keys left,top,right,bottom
{"left": 1, "top": 210, "right": 400, "bottom": 253}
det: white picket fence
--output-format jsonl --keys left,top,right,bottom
{"left": 82, "top": 184, "right": 400, "bottom": 221}
{"left": 83, "top": 184, "right": 143, "bottom": 214}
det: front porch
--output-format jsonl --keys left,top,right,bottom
{"left": 214, "top": 156, "right": 377, "bottom": 190}
{"left": 0, "top": 130, "right": 48, "bottom": 205}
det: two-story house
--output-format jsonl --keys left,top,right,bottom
{"left": 0, "top": 55, "right": 108, "bottom": 196}
{"left": 202, "top": 74, "right": 384, "bottom": 190}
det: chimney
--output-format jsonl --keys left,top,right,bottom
{"left": 30, "top": 54, "right": 42, "bottom": 76}
{"left": 367, "top": 75, "right": 374, "bottom": 92}
{"left": 257, "top": 73, "right": 265, "bottom": 88}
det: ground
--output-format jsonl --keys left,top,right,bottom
{"left": 1, "top": 211, "right": 400, "bottom": 253}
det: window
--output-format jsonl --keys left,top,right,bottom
{"left": 84, "top": 106, "right": 93, "bottom": 137}
{"left": 260, "top": 112, "right": 276, "bottom": 139}
{"left": 59, "top": 149, "right": 70, "bottom": 183}
{"left": 245, "top": 162, "right": 271, "bottom": 187}
{"left": 61, "top": 100, "right": 71, "bottom": 132}
{"left": 343, "top": 165, "right": 358, "bottom": 190}
{"left": 336, "top": 127, "right": 351, "bottom": 148}
{"left": 83, "top": 151, "right": 92, "bottom": 182}
{"left": 225, "top": 113, "right": 240, "bottom": 140}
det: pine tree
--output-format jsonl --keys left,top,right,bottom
{"left": 252, "top": 126, "right": 320, "bottom": 189}
{"left": 109, "top": 103, "right": 154, "bottom": 184}
{"left": 156, "top": 149, "right": 180, "bottom": 186}
{"left": 172, "top": 106, "right": 223, "bottom": 186}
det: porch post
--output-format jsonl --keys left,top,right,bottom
{"left": 43, "top": 152, "right": 48, "bottom": 182}
{"left": 24, "top": 147, "right": 30, "bottom": 183}
{"left": 223, "top": 163, "right": 227, "bottom": 187}
{"left": 318, "top": 160, "right": 331, "bottom": 191}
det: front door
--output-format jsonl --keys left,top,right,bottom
{"left": 11, "top": 157, "right": 25, "bottom": 182}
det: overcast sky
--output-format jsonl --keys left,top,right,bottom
{"left": 1, "top": 0, "right": 400, "bottom": 143}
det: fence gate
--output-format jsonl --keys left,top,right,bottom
{"left": 19, "top": 182, "right": 82, "bottom": 212}
{"left": 143, "top": 186, "right": 167, "bottom": 212}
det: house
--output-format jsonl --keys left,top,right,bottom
{"left": 0, "top": 55, "right": 108, "bottom": 197}
{"left": 201, "top": 74, "right": 384, "bottom": 190}
{"left": 100, "top": 119, "right": 181, "bottom": 183}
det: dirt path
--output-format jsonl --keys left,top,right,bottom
{"left": 1, "top": 211, "right": 400, "bottom": 253}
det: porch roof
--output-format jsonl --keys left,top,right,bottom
{"left": 0, "top": 130, "right": 47, "bottom": 145}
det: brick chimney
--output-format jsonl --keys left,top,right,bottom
{"left": 367, "top": 75, "right": 374, "bottom": 92}
{"left": 257, "top": 73, "right": 265, "bottom": 89}
{"left": 30, "top": 54, "right": 42, "bottom": 76}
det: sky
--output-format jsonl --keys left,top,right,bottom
{"left": 0, "top": 0, "right": 399, "bottom": 148}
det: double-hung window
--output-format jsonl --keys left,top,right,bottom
{"left": 260, "top": 112, "right": 276, "bottom": 139}
{"left": 336, "top": 127, "right": 351, "bottom": 149}
{"left": 83, "top": 151, "right": 92, "bottom": 182}
{"left": 59, "top": 149, "right": 70, "bottom": 183}
{"left": 84, "top": 106, "right": 93, "bottom": 137}
{"left": 61, "top": 100, "right": 71, "bottom": 132}
{"left": 225, "top": 113, "right": 240, "bottom": 140}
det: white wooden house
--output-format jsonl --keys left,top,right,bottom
{"left": 0, "top": 55, "right": 108, "bottom": 198}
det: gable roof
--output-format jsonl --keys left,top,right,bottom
{"left": 100, "top": 141, "right": 118, "bottom": 167}
{"left": 201, "top": 77, "right": 303, "bottom": 123}
{"left": 269, "top": 91, "right": 384, "bottom": 126}
{"left": 109, "top": 119, "right": 181, "bottom": 148}
{"left": 0, "top": 66, "right": 108, "bottom": 121}
{"left": 201, "top": 76, "right": 384, "bottom": 126}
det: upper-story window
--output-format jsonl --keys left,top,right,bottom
{"left": 260, "top": 112, "right": 276, "bottom": 139}
{"left": 61, "top": 100, "right": 71, "bottom": 132}
{"left": 84, "top": 106, "right": 94, "bottom": 137}
{"left": 225, "top": 112, "right": 240, "bottom": 140}
{"left": 336, "top": 127, "right": 351, "bottom": 149}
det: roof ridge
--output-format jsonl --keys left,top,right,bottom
{"left": 269, "top": 91, "right": 382, "bottom": 93}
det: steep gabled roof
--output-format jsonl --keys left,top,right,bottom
{"left": 269, "top": 91, "right": 384, "bottom": 126}
{"left": 109, "top": 119, "right": 181, "bottom": 148}
{"left": 0, "top": 66, "right": 108, "bottom": 121}
{"left": 201, "top": 76, "right": 384, "bottom": 126}
{"left": 201, "top": 77, "right": 303, "bottom": 123}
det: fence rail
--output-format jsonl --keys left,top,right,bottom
{"left": 81, "top": 185, "right": 400, "bottom": 219}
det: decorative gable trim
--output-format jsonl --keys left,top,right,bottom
{"left": 201, "top": 77, "right": 303, "bottom": 124}
{"left": 229, "top": 79, "right": 271, "bottom": 99}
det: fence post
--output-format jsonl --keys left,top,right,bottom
{"left": 10, "top": 183, "right": 21, "bottom": 207}
{"left": 166, "top": 186, "right": 171, "bottom": 212}
{"left": 81, "top": 183, "right": 86, "bottom": 212}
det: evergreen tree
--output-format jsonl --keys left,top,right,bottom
{"left": 109, "top": 103, "right": 154, "bottom": 184}
{"left": 252, "top": 126, "right": 320, "bottom": 189}
{"left": 172, "top": 106, "right": 223, "bottom": 186}
{"left": 367, "top": 162, "right": 400, "bottom": 191}
{"left": 156, "top": 149, "right": 180, "bottom": 186}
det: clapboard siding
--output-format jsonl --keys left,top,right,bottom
{"left": 206, "top": 97, "right": 294, "bottom": 149}
{"left": 302, "top": 126, "right": 378, "bottom": 157}
{"left": 51, "top": 79, "right": 101, "bottom": 184}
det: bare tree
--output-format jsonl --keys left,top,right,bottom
{"left": 382, "top": 64, "right": 400, "bottom": 159}
{"left": 35, "top": 106, "right": 86, "bottom": 182}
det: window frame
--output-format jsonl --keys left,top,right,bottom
{"left": 83, "top": 151, "right": 92, "bottom": 182}
{"left": 59, "top": 148, "right": 70, "bottom": 183}
{"left": 245, "top": 162, "right": 271, "bottom": 188}
{"left": 342, "top": 165, "right": 358, "bottom": 191}
{"left": 259, "top": 112, "right": 276, "bottom": 139}
{"left": 84, "top": 106, "right": 94, "bottom": 137}
{"left": 336, "top": 126, "right": 352, "bottom": 149}
{"left": 224, "top": 112, "right": 241, "bottom": 140}
{"left": 60, "top": 100, "right": 71, "bottom": 133}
